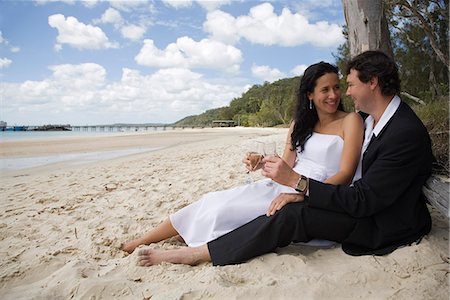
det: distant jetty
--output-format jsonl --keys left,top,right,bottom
{"left": 29, "top": 125, "right": 71, "bottom": 131}
{"left": 0, "top": 121, "right": 71, "bottom": 131}
{"left": 0, "top": 120, "right": 235, "bottom": 132}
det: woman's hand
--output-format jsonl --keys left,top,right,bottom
{"left": 266, "top": 193, "right": 304, "bottom": 216}
{"left": 242, "top": 152, "right": 263, "bottom": 172}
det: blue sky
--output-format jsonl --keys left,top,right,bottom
{"left": 1, "top": 0, "right": 345, "bottom": 126}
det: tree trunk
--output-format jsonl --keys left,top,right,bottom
{"left": 342, "top": 0, "right": 394, "bottom": 58}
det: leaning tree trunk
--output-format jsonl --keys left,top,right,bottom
{"left": 342, "top": 0, "right": 394, "bottom": 58}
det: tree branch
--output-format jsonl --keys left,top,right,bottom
{"left": 397, "top": 0, "right": 449, "bottom": 67}
{"left": 400, "top": 91, "right": 426, "bottom": 105}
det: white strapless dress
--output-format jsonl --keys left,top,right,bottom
{"left": 170, "top": 133, "right": 346, "bottom": 247}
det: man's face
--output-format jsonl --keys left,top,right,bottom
{"left": 346, "top": 69, "right": 372, "bottom": 113}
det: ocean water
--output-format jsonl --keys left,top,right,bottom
{"left": 0, "top": 128, "right": 164, "bottom": 141}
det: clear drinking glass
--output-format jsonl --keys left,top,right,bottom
{"left": 245, "top": 141, "right": 264, "bottom": 184}
{"left": 263, "top": 142, "right": 277, "bottom": 186}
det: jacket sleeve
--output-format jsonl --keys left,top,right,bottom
{"left": 308, "top": 123, "right": 431, "bottom": 218}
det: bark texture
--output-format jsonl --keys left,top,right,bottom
{"left": 342, "top": 0, "right": 394, "bottom": 58}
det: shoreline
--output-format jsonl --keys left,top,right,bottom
{"left": 0, "top": 127, "right": 261, "bottom": 157}
{"left": 0, "top": 127, "right": 282, "bottom": 174}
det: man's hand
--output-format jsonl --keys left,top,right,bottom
{"left": 267, "top": 193, "right": 304, "bottom": 216}
{"left": 261, "top": 155, "right": 300, "bottom": 188}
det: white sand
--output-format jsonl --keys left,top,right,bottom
{"left": 0, "top": 127, "right": 448, "bottom": 299}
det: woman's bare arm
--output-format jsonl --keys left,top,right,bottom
{"left": 281, "top": 121, "right": 297, "bottom": 168}
{"left": 324, "top": 112, "right": 364, "bottom": 185}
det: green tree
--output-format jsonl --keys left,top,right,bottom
{"left": 386, "top": 0, "right": 449, "bottom": 100}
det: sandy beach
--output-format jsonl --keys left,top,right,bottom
{"left": 0, "top": 127, "right": 448, "bottom": 299}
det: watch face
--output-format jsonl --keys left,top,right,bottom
{"left": 297, "top": 177, "right": 307, "bottom": 192}
{"left": 298, "top": 179, "right": 307, "bottom": 191}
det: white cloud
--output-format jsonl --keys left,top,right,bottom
{"left": 50, "top": 63, "right": 106, "bottom": 88}
{"left": 109, "top": 1, "right": 154, "bottom": 12}
{"left": 3, "top": 63, "right": 106, "bottom": 111}
{"left": 291, "top": 64, "right": 308, "bottom": 76}
{"left": 121, "top": 24, "right": 146, "bottom": 41}
{"left": 162, "top": 0, "right": 231, "bottom": 11}
{"left": 99, "top": 7, "right": 123, "bottom": 27}
{"left": 202, "top": 10, "right": 239, "bottom": 44}
{"left": 19, "top": 81, "right": 52, "bottom": 102}
{"left": 135, "top": 40, "right": 185, "bottom": 68}
{"left": 135, "top": 37, "right": 242, "bottom": 73}
{"left": 162, "top": 0, "right": 193, "bottom": 9}
{"left": 96, "top": 7, "right": 148, "bottom": 41}
{"left": 204, "top": 3, "right": 344, "bottom": 47}
{"left": 81, "top": 0, "right": 99, "bottom": 8}
{"left": 0, "top": 57, "right": 12, "bottom": 69}
{"left": 48, "top": 14, "right": 118, "bottom": 50}
{"left": 102, "top": 67, "right": 246, "bottom": 118}
{"left": 3, "top": 63, "right": 247, "bottom": 124}
{"left": 196, "top": 0, "right": 232, "bottom": 11}
{"left": 251, "top": 64, "right": 286, "bottom": 83}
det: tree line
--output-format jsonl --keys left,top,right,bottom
{"left": 175, "top": 77, "right": 299, "bottom": 127}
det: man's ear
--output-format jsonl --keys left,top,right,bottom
{"left": 369, "top": 76, "right": 378, "bottom": 91}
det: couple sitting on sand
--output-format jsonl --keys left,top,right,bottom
{"left": 121, "top": 50, "right": 433, "bottom": 267}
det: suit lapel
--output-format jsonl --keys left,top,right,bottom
{"left": 362, "top": 134, "right": 379, "bottom": 174}
{"left": 361, "top": 102, "right": 405, "bottom": 175}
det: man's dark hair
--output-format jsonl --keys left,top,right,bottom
{"left": 346, "top": 50, "right": 401, "bottom": 96}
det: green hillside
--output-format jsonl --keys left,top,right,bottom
{"left": 174, "top": 77, "right": 301, "bottom": 127}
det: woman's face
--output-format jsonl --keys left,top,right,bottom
{"left": 308, "top": 72, "right": 341, "bottom": 115}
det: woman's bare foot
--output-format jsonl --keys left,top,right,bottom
{"left": 120, "top": 239, "right": 141, "bottom": 254}
{"left": 137, "top": 245, "right": 210, "bottom": 266}
{"left": 122, "top": 234, "right": 185, "bottom": 254}
{"left": 174, "top": 235, "right": 185, "bottom": 244}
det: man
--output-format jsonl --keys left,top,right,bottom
{"left": 137, "top": 50, "right": 433, "bottom": 266}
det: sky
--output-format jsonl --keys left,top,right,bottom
{"left": 0, "top": 0, "right": 345, "bottom": 126}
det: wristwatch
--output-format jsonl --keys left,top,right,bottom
{"left": 295, "top": 175, "right": 308, "bottom": 194}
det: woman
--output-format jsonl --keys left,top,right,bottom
{"left": 121, "top": 62, "right": 364, "bottom": 254}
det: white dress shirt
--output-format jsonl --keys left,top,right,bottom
{"left": 352, "top": 95, "right": 401, "bottom": 182}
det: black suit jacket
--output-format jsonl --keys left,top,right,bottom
{"left": 308, "top": 101, "right": 433, "bottom": 255}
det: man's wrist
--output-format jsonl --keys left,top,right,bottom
{"left": 290, "top": 172, "right": 301, "bottom": 189}
{"left": 294, "top": 174, "right": 309, "bottom": 195}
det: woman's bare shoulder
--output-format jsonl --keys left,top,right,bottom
{"left": 342, "top": 112, "right": 364, "bottom": 132}
{"left": 343, "top": 111, "right": 363, "bottom": 123}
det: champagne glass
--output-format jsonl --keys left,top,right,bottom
{"left": 263, "top": 142, "right": 277, "bottom": 186}
{"left": 245, "top": 141, "right": 264, "bottom": 184}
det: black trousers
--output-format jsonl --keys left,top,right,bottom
{"left": 207, "top": 200, "right": 357, "bottom": 266}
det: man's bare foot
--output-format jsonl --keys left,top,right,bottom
{"left": 137, "top": 245, "right": 211, "bottom": 266}
{"left": 120, "top": 240, "right": 141, "bottom": 254}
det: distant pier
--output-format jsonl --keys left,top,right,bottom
{"left": 1, "top": 120, "right": 236, "bottom": 132}
{"left": 70, "top": 124, "right": 208, "bottom": 132}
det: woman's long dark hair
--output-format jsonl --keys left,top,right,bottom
{"left": 291, "top": 62, "right": 344, "bottom": 152}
